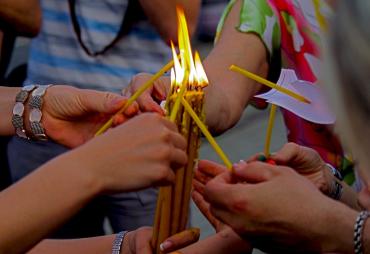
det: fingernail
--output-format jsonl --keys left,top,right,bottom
{"left": 239, "top": 159, "right": 247, "bottom": 166}
{"left": 160, "top": 240, "right": 172, "bottom": 251}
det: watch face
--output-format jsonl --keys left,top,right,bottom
{"left": 13, "top": 102, "right": 24, "bottom": 115}
{"left": 30, "top": 108, "right": 42, "bottom": 122}
{"left": 23, "top": 85, "right": 36, "bottom": 91}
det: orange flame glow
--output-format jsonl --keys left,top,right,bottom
{"left": 172, "top": 6, "right": 208, "bottom": 90}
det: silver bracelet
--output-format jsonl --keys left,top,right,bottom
{"left": 28, "top": 85, "right": 52, "bottom": 141}
{"left": 112, "top": 231, "right": 128, "bottom": 254}
{"left": 354, "top": 210, "right": 370, "bottom": 254}
{"left": 12, "top": 85, "right": 37, "bottom": 139}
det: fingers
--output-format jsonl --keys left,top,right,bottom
{"left": 138, "top": 92, "right": 165, "bottom": 115}
{"left": 233, "top": 161, "right": 278, "bottom": 183}
{"left": 269, "top": 142, "right": 302, "bottom": 165}
{"left": 80, "top": 89, "right": 125, "bottom": 114}
{"left": 196, "top": 160, "right": 227, "bottom": 179}
{"left": 192, "top": 178, "right": 205, "bottom": 195}
{"left": 170, "top": 147, "right": 188, "bottom": 169}
{"left": 160, "top": 228, "right": 200, "bottom": 253}
{"left": 125, "top": 73, "right": 166, "bottom": 115}
{"left": 192, "top": 190, "right": 220, "bottom": 229}
{"left": 134, "top": 227, "right": 154, "bottom": 254}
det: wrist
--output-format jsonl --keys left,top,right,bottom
{"left": 321, "top": 201, "right": 358, "bottom": 253}
{"left": 0, "top": 87, "right": 21, "bottom": 136}
{"left": 57, "top": 148, "right": 104, "bottom": 198}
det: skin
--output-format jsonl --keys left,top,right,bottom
{"left": 0, "top": 85, "right": 190, "bottom": 253}
{"left": 0, "top": 86, "right": 138, "bottom": 146}
{"left": 125, "top": 0, "right": 268, "bottom": 134}
{"left": 204, "top": 162, "right": 361, "bottom": 253}
{"left": 29, "top": 227, "right": 200, "bottom": 254}
{"left": 0, "top": 0, "right": 41, "bottom": 36}
{"left": 138, "top": 0, "right": 201, "bottom": 45}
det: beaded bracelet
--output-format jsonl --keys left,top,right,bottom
{"left": 112, "top": 231, "right": 128, "bottom": 254}
{"left": 354, "top": 210, "right": 370, "bottom": 254}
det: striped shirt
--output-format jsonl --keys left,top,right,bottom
{"left": 25, "top": 0, "right": 172, "bottom": 93}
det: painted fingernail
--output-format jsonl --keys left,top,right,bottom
{"left": 160, "top": 240, "right": 172, "bottom": 251}
{"left": 239, "top": 159, "right": 247, "bottom": 166}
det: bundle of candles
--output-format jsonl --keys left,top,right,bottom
{"left": 151, "top": 8, "right": 208, "bottom": 254}
{"left": 94, "top": 5, "right": 313, "bottom": 254}
{"left": 95, "top": 9, "right": 233, "bottom": 251}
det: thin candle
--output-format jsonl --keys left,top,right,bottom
{"left": 230, "top": 65, "right": 311, "bottom": 104}
{"left": 95, "top": 58, "right": 175, "bottom": 136}
{"left": 181, "top": 98, "right": 233, "bottom": 170}
{"left": 264, "top": 104, "right": 278, "bottom": 157}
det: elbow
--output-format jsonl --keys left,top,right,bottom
{"left": 208, "top": 99, "right": 246, "bottom": 136}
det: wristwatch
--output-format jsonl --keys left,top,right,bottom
{"left": 326, "top": 163, "right": 344, "bottom": 181}
{"left": 12, "top": 85, "right": 37, "bottom": 139}
{"left": 28, "top": 85, "right": 51, "bottom": 141}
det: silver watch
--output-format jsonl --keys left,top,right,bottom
{"left": 28, "top": 85, "right": 52, "bottom": 141}
{"left": 12, "top": 85, "right": 37, "bottom": 139}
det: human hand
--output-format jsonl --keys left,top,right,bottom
{"left": 171, "top": 227, "right": 252, "bottom": 254}
{"left": 204, "top": 161, "right": 356, "bottom": 253}
{"left": 249, "top": 143, "right": 332, "bottom": 195}
{"left": 122, "top": 73, "right": 170, "bottom": 115}
{"left": 68, "top": 113, "right": 187, "bottom": 193}
{"left": 121, "top": 227, "right": 200, "bottom": 254}
{"left": 40, "top": 85, "right": 138, "bottom": 148}
{"left": 193, "top": 160, "right": 228, "bottom": 232}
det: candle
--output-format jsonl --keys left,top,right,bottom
{"left": 95, "top": 58, "right": 176, "bottom": 136}
{"left": 181, "top": 98, "right": 233, "bottom": 170}
{"left": 229, "top": 65, "right": 311, "bottom": 104}
{"left": 264, "top": 104, "right": 278, "bottom": 157}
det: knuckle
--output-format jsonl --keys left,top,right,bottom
{"left": 157, "top": 144, "right": 171, "bottom": 160}
{"left": 159, "top": 128, "right": 172, "bottom": 142}
{"left": 155, "top": 166, "right": 171, "bottom": 181}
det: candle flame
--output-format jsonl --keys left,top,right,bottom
{"left": 194, "top": 51, "right": 208, "bottom": 86}
{"left": 171, "top": 5, "right": 208, "bottom": 91}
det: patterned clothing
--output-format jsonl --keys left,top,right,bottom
{"left": 25, "top": 0, "right": 171, "bottom": 93}
{"left": 217, "top": 0, "right": 354, "bottom": 181}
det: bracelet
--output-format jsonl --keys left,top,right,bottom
{"left": 11, "top": 85, "right": 37, "bottom": 139}
{"left": 112, "top": 231, "right": 128, "bottom": 254}
{"left": 28, "top": 85, "right": 52, "bottom": 141}
{"left": 354, "top": 210, "right": 370, "bottom": 254}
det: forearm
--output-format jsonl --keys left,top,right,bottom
{"left": 138, "top": 0, "right": 200, "bottom": 44}
{"left": 339, "top": 180, "right": 362, "bottom": 210}
{"left": 0, "top": 87, "right": 20, "bottom": 136}
{"left": 0, "top": 151, "right": 101, "bottom": 254}
{"left": 202, "top": 0, "right": 268, "bottom": 134}
{"left": 321, "top": 201, "right": 358, "bottom": 254}
{"left": 28, "top": 235, "right": 115, "bottom": 254}
{"left": 0, "top": 0, "right": 41, "bottom": 36}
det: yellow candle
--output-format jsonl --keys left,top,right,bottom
{"left": 230, "top": 65, "right": 311, "bottom": 104}
{"left": 181, "top": 98, "right": 233, "bottom": 170}
{"left": 169, "top": 71, "right": 189, "bottom": 122}
{"left": 264, "top": 104, "right": 278, "bottom": 157}
{"left": 95, "top": 58, "right": 175, "bottom": 136}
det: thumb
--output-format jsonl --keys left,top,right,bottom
{"left": 80, "top": 90, "right": 127, "bottom": 114}
{"left": 233, "top": 161, "right": 276, "bottom": 183}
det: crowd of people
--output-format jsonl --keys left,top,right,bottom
{"left": 0, "top": 0, "right": 369, "bottom": 253}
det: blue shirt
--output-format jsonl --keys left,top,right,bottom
{"left": 25, "top": 0, "right": 172, "bottom": 93}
